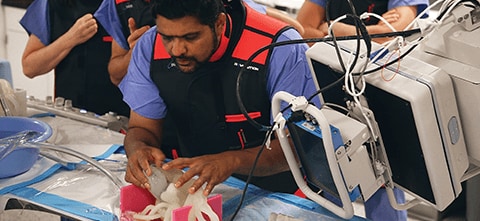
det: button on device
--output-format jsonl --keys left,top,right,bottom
{"left": 27, "top": 96, "right": 128, "bottom": 131}
{"left": 448, "top": 116, "right": 460, "bottom": 144}
{"left": 45, "top": 96, "right": 53, "bottom": 106}
{"left": 54, "top": 97, "right": 64, "bottom": 108}
{"left": 64, "top": 99, "right": 73, "bottom": 111}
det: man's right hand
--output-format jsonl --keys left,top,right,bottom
{"left": 125, "top": 144, "right": 166, "bottom": 190}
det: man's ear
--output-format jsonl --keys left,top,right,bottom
{"left": 215, "top": 13, "right": 227, "bottom": 38}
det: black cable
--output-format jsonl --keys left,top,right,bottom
{"left": 326, "top": 0, "right": 364, "bottom": 74}
{"left": 363, "top": 40, "right": 420, "bottom": 75}
{"left": 235, "top": 29, "right": 421, "bottom": 132}
{"left": 307, "top": 72, "right": 346, "bottom": 102}
{"left": 246, "top": 0, "right": 370, "bottom": 125}
{"left": 230, "top": 1, "right": 445, "bottom": 220}
{"left": 231, "top": 25, "right": 422, "bottom": 221}
{"left": 229, "top": 126, "right": 275, "bottom": 221}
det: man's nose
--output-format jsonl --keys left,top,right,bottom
{"left": 170, "top": 38, "right": 187, "bottom": 57}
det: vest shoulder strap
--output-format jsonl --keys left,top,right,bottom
{"left": 232, "top": 5, "right": 291, "bottom": 64}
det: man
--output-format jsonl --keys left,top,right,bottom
{"left": 94, "top": 0, "right": 306, "bottom": 159}
{"left": 119, "top": 0, "right": 319, "bottom": 196}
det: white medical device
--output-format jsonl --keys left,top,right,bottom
{"left": 272, "top": 2, "right": 480, "bottom": 218}
{"left": 272, "top": 92, "right": 382, "bottom": 219}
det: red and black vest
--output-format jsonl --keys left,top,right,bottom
{"left": 114, "top": 0, "right": 155, "bottom": 43}
{"left": 327, "top": 0, "right": 389, "bottom": 25}
{"left": 150, "top": 3, "right": 292, "bottom": 157}
{"left": 49, "top": 0, "right": 130, "bottom": 116}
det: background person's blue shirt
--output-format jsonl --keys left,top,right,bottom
{"left": 94, "top": 0, "right": 128, "bottom": 49}
{"left": 20, "top": 0, "right": 50, "bottom": 45}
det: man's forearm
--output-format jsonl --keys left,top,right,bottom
{"left": 108, "top": 42, "right": 132, "bottom": 85}
{"left": 223, "top": 138, "right": 291, "bottom": 176}
{"left": 124, "top": 126, "right": 161, "bottom": 156}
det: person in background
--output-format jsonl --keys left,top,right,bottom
{"left": 20, "top": 0, "right": 130, "bottom": 117}
{"left": 120, "top": 0, "right": 320, "bottom": 196}
{"left": 263, "top": 5, "right": 305, "bottom": 36}
{"left": 296, "top": 0, "right": 429, "bottom": 44}
{"left": 94, "top": 0, "right": 155, "bottom": 86}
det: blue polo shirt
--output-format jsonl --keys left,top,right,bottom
{"left": 119, "top": 27, "right": 319, "bottom": 120}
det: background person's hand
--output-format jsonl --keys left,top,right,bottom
{"left": 125, "top": 145, "right": 166, "bottom": 189}
{"left": 67, "top": 13, "right": 98, "bottom": 46}
{"left": 162, "top": 153, "right": 237, "bottom": 196}
{"left": 127, "top": 17, "right": 150, "bottom": 49}
{"left": 319, "top": 21, "right": 329, "bottom": 36}
{"left": 380, "top": 9, "right": 400, "bottom": 25}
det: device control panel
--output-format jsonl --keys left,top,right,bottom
{"left": 27, "top": 96, "right": 128, "bottom": 132}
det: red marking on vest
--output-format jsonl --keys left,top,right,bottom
{"left": 225, "top": 112, "right": 261, "bottom": 122}
{"left": 209, "top": 15, "right": 231, "bottom": 62}
{"left": 245, "top": 5, "right": 288, "bottom": 35}
{"left": 153, "top": 33, "right": 171, "bottom": 60}
{"left": 172, "top": 149, "right": 179, "bottom": 159}
{"left": 102, "top": 36, "right": 113, "bottom": 42}
{"left": 115, "top": 0, "right": 129, "bottom": 4}
{"left": 232, "top": 5, "right": 288, "bottom": 64}
{"left": 237, "top": 129, "right": 246, "bottom": 150}
{"left": 232, "top": 30, "right": 271, "bottom": 64}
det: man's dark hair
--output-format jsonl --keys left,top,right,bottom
{"left": 151, "top": 0, "right": 225, "bottom": 27}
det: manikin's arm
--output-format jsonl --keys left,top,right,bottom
{"left": 22, "top": 14, "right": 98, "bottom": 78}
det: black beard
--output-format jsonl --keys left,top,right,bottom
{"left": 168, "top": 26, "right": 221, "bottom": 73}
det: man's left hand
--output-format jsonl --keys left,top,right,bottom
{"left": 161, "top": 153, "right": 237, "bottom": 196}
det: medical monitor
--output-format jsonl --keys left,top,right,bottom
{"left": 305, "top": 41, "right": 469, "bottom": 211}
{"left": 411, "top": 4, "right": 480, "bottom": 166}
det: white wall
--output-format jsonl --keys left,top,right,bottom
{"left": 2, "top": 6, "right": 54, "bottom": 100}
{"left": 0, "top": 5, "right": 6, "bottom": 58}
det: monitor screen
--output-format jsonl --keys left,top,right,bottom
{"left": 286, "top": 113, "right": 342, "bottom": 199}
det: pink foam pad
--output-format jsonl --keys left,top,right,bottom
{"left": 120, "top": 184, "right": 222, "bottom": 221}
{"left": 171, "top": 194, "right": 222, "bottom": 221}
{"left": 120, "top": 185, "right": 157, "bottom": 213}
